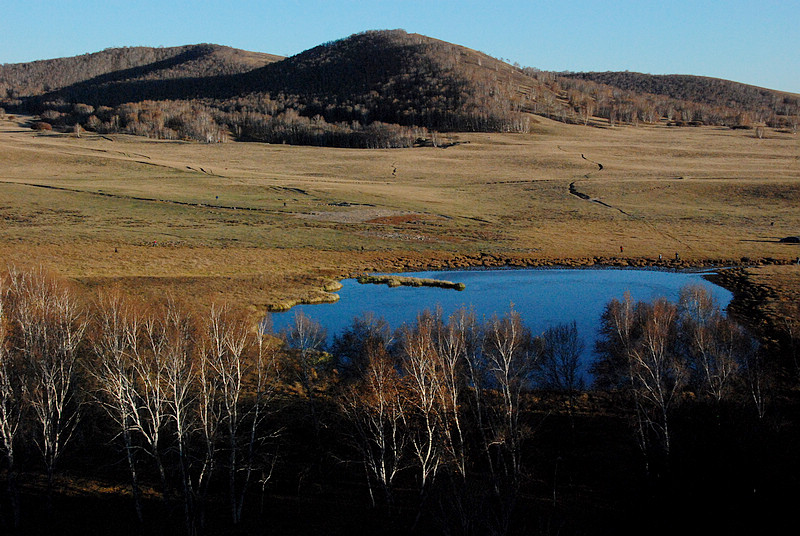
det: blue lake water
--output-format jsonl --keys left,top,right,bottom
{"left": 270, "top": 268, "right": 732, "bottom": 375}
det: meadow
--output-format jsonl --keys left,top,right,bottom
{"left": 1, "top": 112, "right": 798, "bottom": 314}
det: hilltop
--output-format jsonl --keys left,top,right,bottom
{"left": 242, "top": 30, "right": 540, "bottom": 131}
{"left": 1, "top": 30, "right": 798, "bottom": 146}
{"left": 0, "top": 44, "right": 282, "bottom": 97}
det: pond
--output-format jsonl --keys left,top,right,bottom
{"left": 270, "top": 268, "right": 733, "bottom": 377}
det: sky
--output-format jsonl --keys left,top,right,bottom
{"left": 2, "top": 0, "right": 798, "bottom": 93}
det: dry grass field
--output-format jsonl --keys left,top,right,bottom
{"left": 1, "top": 113, "right": 798, "bottom": 313}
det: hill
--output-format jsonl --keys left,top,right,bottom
{"left": 5, "top": 30, "right": 566, "bottom": 147}
{"left": 244, "top": 30, "right": 545, "bottom": 131}
{"left": 560, "top": 71, "right": 800, "bottom": 128}
{"left": 1, "top": 30, "right": 798, "bottom": 146}
{"left": 0, "top": 44, "right": 282, "bottom": 98}
{"left": 26, "top": 31, "right": 557, "bottom": 132}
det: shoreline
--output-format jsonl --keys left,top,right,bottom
{"left": 353, "top": 253, "right": 796, "bottom": 276}
{"left": 277, "top": 254, "right": 784, "bottom": 313}
{"left": 279, "top": 257, "right": 794, "bottom": 355}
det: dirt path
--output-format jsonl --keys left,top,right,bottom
{"left": 561, "top": 147, "right": 694, "bottom": 251}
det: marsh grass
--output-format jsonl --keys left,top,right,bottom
{"left": 357, "top": 274, "right": 466, "bottom": 290}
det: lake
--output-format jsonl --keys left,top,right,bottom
{"left": 270, "top": 268, "right": 733, "bottom": 376}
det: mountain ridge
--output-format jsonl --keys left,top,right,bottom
{"left": 2, "top": 30, "right": 797, "bottom": 146}
{"left": 0, "top": 44, "right": 282, "bottom": 98}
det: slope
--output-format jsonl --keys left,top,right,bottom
{"left": 238, "top": 29, "right": 552, "bottom": 131}
{"left": 0, "top": 44, "right": 282, "bottom": 100}
{"left": 562, "top": 71, "right": 800, "bottom": 123}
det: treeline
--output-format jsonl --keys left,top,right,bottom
{"left": 562, "top": 71, "right": 800, "bottom": 128}
{"left": 32, "top": 98, "right": 428, "bottom": 148}
{"left": 2, "top": 265, "right": 799, "bottom": 534}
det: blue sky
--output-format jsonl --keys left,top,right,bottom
{"left": 2, "top": 0, "right": 798, "bottom": 92}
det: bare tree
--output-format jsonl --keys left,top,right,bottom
{"left": 88, "top": 290, "right": 145, "bottom": 523}
{"left": 249, "top": 323, "right": 283, "bottom": 519}
{"left": 535, "top": 321, "right": 585, "bottom": 427}
{"left": 0, "top": 271, "right": 23, "bottom": 527}
{"left": 161, "top": 298, "right": 198, "bottom": 534}
{"left": 340, "top": 341, "right": 407, "bottom": 508}
{"left": 627, "top": 298, "right": 685, "bottom": 457}
{"left": 194, "top": 318, "right": 221, "bottom": 529}
{"left": 282, "top": 311, "right": 326, "bottom": 437}
{"left": 431, "top": 307, "right": 473, "bottom": 480}
{"left": 482, "top": 308, "right": 536, "bottom": 483}
{"left": 592, "top": 292, "right": 638, "bottom": 390}
{"left": 330, "top": 312, "right": 393, "bottom": 381}
{"left": 740, "top": 340, "right": 767, "bottom": 420}
{"left": 594, "top": 294, "right": 686, "bottom": 467}
{"left": 11, "top": 267, "right": 87, "bottom": 509}
{"left": 201, "top": 302, "right": 278, "bottom": 525}
{"left": 581, "top": 98, "right": 595, "bottom": 125}
{"left": 594, "top": 293, "right": 661, "bottom": 468}
{"left": 779, "top": 300, "right": 800, "bottom": 381}
{"left": 129, "top": 305, "right": 171, "bottom": 499}
{"left": 679, "top": 286, "right": 740, "bottom": 403}
{"left": 536, "top": 321, "right": 585, "bottom": 393}
{"left": 399, "top": 312, "right": 444, "bottom": 494}
{"left": 459, "top": 311, "right": 500, "bottom": 483}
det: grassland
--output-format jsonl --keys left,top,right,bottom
{"left": 1, "top": 113, "right": 798, "bottom": 314}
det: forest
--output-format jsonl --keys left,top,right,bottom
{"left": 562, "top": 70, "right": 800, "bottom": 127}
{"left": 1, "top": 265, "right": 798, "bottom": 535}
{"left": 2, "top": 30, "right": 798, "bottom": 147}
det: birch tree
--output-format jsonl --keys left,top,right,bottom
{"left": 201, "top": 302, "right": 278, "bottom": 525}
{"left": 89, "top": 291, "right": 145, "bottom": 523}
{"left": 161, "top": 298, "right": 198, "bottom": 534}
{"left": 282, "top": 311, "right": 326, "bottom": 437}
{"left": 0, "top": 272, "right": 23, "bottom": 527}
{"left": 340, "top": 342, "right": 407, "bottom": 507}
{"left": 482, "top": 309, "right": 536, "bottom": 483}
{"left": 11, "top": 267, "right": 87, "bottom": 508}
{"left": 431, "top": 307, "right": 473, "bottom": 479}
{"left": 628, "top": 298, "right": 685, "bottom": 457}
{"left": 400, "top": 313, "right": 444, "bottom": 493}
{"left": 679, "top": 286, "right": 740, "bottom": 403}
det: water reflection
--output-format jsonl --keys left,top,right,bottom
{"left": 271, "top": 268, "right": 732, "bottom": 373}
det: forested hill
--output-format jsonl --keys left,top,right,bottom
{"left": 0, "top": 44, "right": 282, "bottom": 98}
{"left": 11, "top": 31, "right": 551, "bottom": 133}
{"left": 561, "top": 71, "right": 800, "bottom": 122}
{"left": 240, "top": 30, "right": 543, "bottom": 132}
{"left": 1, "top": 30, "right": 797, "bottom": 147}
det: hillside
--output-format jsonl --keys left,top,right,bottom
{"left": 561, "top": 71, "right": 800, "bottom": 127}
{"left": 4, "top": 30, "right": 566, "bottom": 147}
{"left": 243, "top": 30, "right": 546, "bottom": 131}
{"left": 24, "top": 31, "right": 557, "bottom": 131}
{"left": 2, "top": 30, "right": 798, "bottom": 146}
{"left": 0, "top": 44, "right": 282, "bottom": 98}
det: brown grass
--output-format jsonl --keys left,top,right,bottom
{"left": 1, "top": 113, "right": 798, "bottom": 311}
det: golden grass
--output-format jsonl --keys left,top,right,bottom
{"left": 357, "top": 274, "right": 466, "bottom": 290}
{"left": 1, "top": 114, "right": 798, "bottom": 311}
